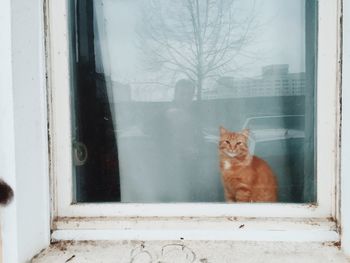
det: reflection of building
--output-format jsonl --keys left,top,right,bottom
{"left": 95, "top": 74, "right": 132, "bottom": 102}
{"left": 131, "top": 83, "right": 172, "bottom": 101}
{"left": 204, "top": 64, "right": 306, "bottom": 99}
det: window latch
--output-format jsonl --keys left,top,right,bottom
{"left": 72, "top": 141, "right": 88, "bottom": 166}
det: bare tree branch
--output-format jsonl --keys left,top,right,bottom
{"left": 137, "top": 0, "right": 259, "bottom": 100}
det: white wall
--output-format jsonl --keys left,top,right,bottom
{"left": 0, "top": 1, "right": 19, "bottom": 262}
{"left": 341, "top": 0, "right": 350, "bottom": 257}
{"left": 0, "top": 0, "right": 50, "bottom": 262}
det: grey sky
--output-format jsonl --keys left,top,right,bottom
{"left": 94, "top": 0, "right": 306, "bottom": 83}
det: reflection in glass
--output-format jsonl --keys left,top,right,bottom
{"left": 70, "top": 0, "right": 317, "bottom": 203}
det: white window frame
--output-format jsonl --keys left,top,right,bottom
{"left": 47, "top": 0, "right": 341, "bottom": 241}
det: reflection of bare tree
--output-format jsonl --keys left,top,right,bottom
{"left": 138, "top": 0, "right": 258, "bottom": 100}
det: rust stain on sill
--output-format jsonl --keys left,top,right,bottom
{"left": 322, "top": 241, "right": 341, "bottom": 249}
{"left": 51, "top": 240, "right": 73, "bottom": 251}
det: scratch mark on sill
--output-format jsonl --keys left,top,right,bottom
{"left": 65, "top": 255, "right": 76, "bottom": 262}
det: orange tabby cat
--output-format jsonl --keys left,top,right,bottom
{"left": 218, "top": 127, "right": 277, "bottom": 202}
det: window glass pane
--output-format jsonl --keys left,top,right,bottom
{"left": 70, "top": 0, "right": 317, "bottom": 203}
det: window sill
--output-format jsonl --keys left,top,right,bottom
{"left": 32, "top": 240, "right": 348, "bottom": 262}
{"left": 51, "top": 217, "right": 339, "bottom": 242}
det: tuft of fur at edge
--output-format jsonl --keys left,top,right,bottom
{"left": 0, "top": 179, "right": 14, "bottom": 206}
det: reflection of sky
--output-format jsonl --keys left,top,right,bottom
{"left": 94, "top": 0, "right": 306, "bottom": 83}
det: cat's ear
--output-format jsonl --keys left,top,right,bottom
{"left": 241, "top": 129, "right": 250, "bottom": 138}
{"left": 220, "top": 126, "right": 229, "bottom": 136}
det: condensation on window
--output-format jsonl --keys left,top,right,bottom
{"left": 70, "top": 0, "right": 317, "bottom": 203}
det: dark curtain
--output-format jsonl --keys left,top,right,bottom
{"left": 70, "top": 0, "right": 121, "bottom": 202}
{"left": 303, "top": 0, "right": 317, "bottom": 202}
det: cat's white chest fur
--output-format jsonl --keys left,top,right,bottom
{"left": 223, "top": 160, "right": 231, "bottom": 170}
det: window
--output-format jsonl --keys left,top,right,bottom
{"left": 70, "top": 0, "right": 317, "bottom": 204}
{"left": 49, "top": 0, "right": 339, "bottom": 222}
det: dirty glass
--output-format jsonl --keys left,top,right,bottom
{"left": 69, "top": 0, "right": 317, "bottom": 203}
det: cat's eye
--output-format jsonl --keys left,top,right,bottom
{"left": 236, "top": 142, "right": 242, "bottom": 145}
{"left": 225, "top": 140, "right": 230, "bottom": 144}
